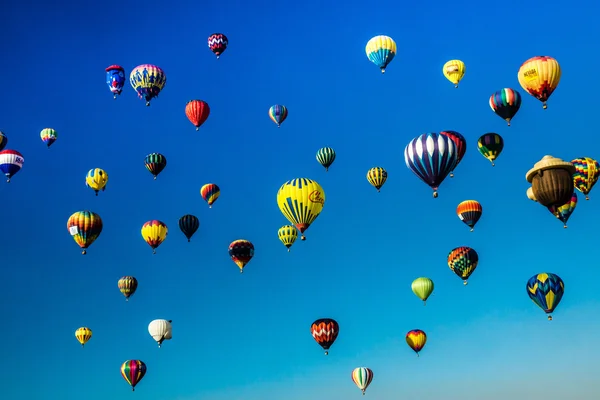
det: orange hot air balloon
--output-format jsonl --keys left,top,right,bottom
{"left": 456, "top": 200, "right": 483, "bottom": 232}
{"left": 310, "top": 318, "right": 339, "bottom": 355}
{"left": 517, "top": 56, "right": 561, "bottom": 109}
{"left": 185, "top": 100, "right": 210, "bottom": 131}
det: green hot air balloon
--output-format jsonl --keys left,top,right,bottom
{"left": 411, "top": 277, "right": 434, "bottom": 305}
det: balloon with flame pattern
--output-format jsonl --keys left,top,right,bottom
{"left": 310, "top": 318, "right": 339, "bottom": 355}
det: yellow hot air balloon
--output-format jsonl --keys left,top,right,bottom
{"left": 365, "top": 35, "right": 397, "bottom": 74}
{"left": 277, "top": 178, "right": 325, "bottom": 241}
{"left": 442, "top": 60, "right": 466, "bottom": 88}
{"left": 85, "top": 168, "right": 109, "bottom": 196}
{"left": 141, "top": 220, "right": 168, "bottom": 254}
{"left": 278, "top": 225, "right": 298, "bottom": 252}
{"left": 75, "top": 327, "right": 92, "bottom": 347}
{"left": 517, "top": 56, "right": 561, "bottom": 109}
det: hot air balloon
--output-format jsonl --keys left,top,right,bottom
{"left": 278, "top": 225, "right": 298, "bottom": 252}
{"left": 148, "top": 319, "right": 172, "bottom": 348}
{"left": 208, "top": 33, "right": 228, "bottom": 59}
{"left": 106, "top": 65, "right": 125, "bottom": 99}
{"left": 572, "top": 157, "right": 599, "bottom": 200}
{"left": 365, "top": 35, "right": 396, "bottom": 73}
{"left": 406, "top": 329, "right": 427, "bottom": 356}
{"left": 517, "top": 56, "right": 561, "bottom": 109}
{"left": 526, "top": 273, "right": 564, "bottom": 320}
{"left": 144, "top": 153, "right": 167, "bottom": 180}
{"left": 310, "top": 318, "right": 339, "bottom": 355}
{"left": 547, "top": 192, "right": 577, "bottom": 228}
{"left": 277, "top": 178, "right": 325, "bottom": 240}
{"left": 489, "top": 88, "right": 521, "bottom": 126}
{"left": 118, "top": 276, "right": 138, "bottom": 301}
{"left": 85, "top": 168, "right": 108, "bottom": 196}
{"left": 448, "top": 246, "right": 478, "bottom": 285}
{"left": 477, "top": 133, "right": 504, "bottom": 166}
{"left": 185, "top": 100, "right": 210, "bottom": 131}
{"left": 130, "top": 64, "right": 166, "bottom": 106}
{"left": 525, "top": 156, "right": 575, "bottom": 208}
{"left": 456, "top": 200, "right": 483, "bottom": 232}
{"left": 67, "top": 211, "right": 103, "bottom": 255}
{"left": 0, "top": 149, "right": 24, "bottom": 182}
{"left": 352, "top": 367, "right": 374, "bottom": 395}
{"left": 229, "top": 239, "right": 254, "bottom": 273}
{"left": 75, "top": 327, "right": 92, "bottom": 347}
{"left": 40, "top": 128, "right": 57, "bottom": 148}
{"left": 200, "top": 183, "right": 220, "bottom": 207}
{"left": 269, "top": 105, "right": 288, "bottom": 127}
{"left": 404, "top": 133, "right": 457, "bottom": 198}
{"left": 366, "top": 167, "right": 387, "bottom": 192}
{"left": 121, "top": 360, "right": 146, "bottom": 391}
{"left": 178, "top": 214, "right": 199, "bottom": 242}
{"left": 316, "top": 147, "right": 336, "bottom": 171}
{"left": 141, "top": 220, "right": 168, "bottom": 254}
{"left": 442, "top": 60, "right": 465, "bottom": 87}
{"left": 440, "top": 130, "right": 466, "bottom": 178}
{"left": 0, "top": 131, "right": 7, "bottom": 151}
{"left": 411, "top": 277, "right": 434, "bottom": 305}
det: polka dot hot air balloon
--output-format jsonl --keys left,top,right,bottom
{"left": 517, "top": 56, "right": 561, "bottom": 109}
{"left": 448, "top": 246, "right": 479, "bottom": 285}
{"left": 121, "top": 360, "right": 147, "bottom": 391}
{"left": 269, "top": 105, "right": 288, "bottom": 127}
{"left": 571, "top": 157, "right": 599, "bottom": 200}
{"left": 0, "top": 149, "right": 24, "bottom": 182}
{"left": 310, "top": 318, "right": 339, "bottom": 355}
{"left": 489, "top": 88, "right": 522, "bottom": 126}
{"left": 67, "top": 211, "right": 103, "bottom": 255}
{"left": 185, "top": 100, "right": 210, "bottom": 131}
{"left": 365, "top": 35, "right": 396, "bottom": 74}
{"left": 526, "top": 273, "right": 564, "bottom": 321}
{"left": 208, "top": 33, "right": 228, "bottom": 59}
{"left": 229, "top": 239, "right": 254, "bottom": 273}
{"left": 130, "top": 64, "right": 166, "bottom": 106}
{"left": 40, "top": 128, "right": 57, "bottom": 148}
{"left": 351, "top": 367, "right": 374, "bottom": 395}
{"left": 141, "top": 220, "right": 168, "bottom": 254}
{"left": 404, "top": 133, "right": 457, "bottom": 198}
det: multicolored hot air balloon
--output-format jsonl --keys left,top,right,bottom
{"left": 229, "top": 239, "right": 254, "bottom": 273}
{"left": 121, "top": 360, "right": 146, "bottom": 391}
{"left": 406, "top": 329, "right": 427, "bottom": 356}
{"left": 352, "top": 367, "right": 374, "bottom": 395}
{"left": 118, "top": 276, "right": 138, "bottom": 301}
{"left": 572, "top": 157, "right": 599, "bottom": 200}
{"left": 517, "top": 56, "right": 561, "bottom": 109}
{"left": 178, "top": 214, "right": 199, "bottom": 242}
{"left": 185, "top": 100, "right": 210, "bottom": 131}
{"left": 144, "top": 153, "right": 167, "bottom": 180}
{"left": 548, "top": 192, "right": 577, "bottom": 228}
{"left": 278, "top": 225, "right": 298, "bottom": 252}
{"left": 442, "top": 60, "right": 466, "bottom": 87}
{"left": 106, "top": 65, "right": 125, "bottom": 99}
{"left": 456, "top": 200, "right": 483, "bottom": 231}
{"left": 365, "top": 35, "right": 396, "bottom": 73}
{"left": 0, "top": 149, "right": 24, "bottom": 182}
{"left": 477, "top": 133, "right": 504, "bottom": 166}
{"left": 448, "top": 246, "right": 478, "bottom": 285}
{"left": 404, "top": 132, "right": 457, "bottom": 198}
{"left": 311, "top": 318, "right": 339, "bottom": 355}
{"left": 67, "top": 211, "right": 103, "bottom": 255}
{"left": 411, "top": 277, "right": 434, "bottom": 305}
{"left": 40, "top": 128, "right": 57, "bottom": 148}
{"left": 208, "top": 33, "right": 228, "bottom": 59}
{"left": 366, "top": 167, "right": 387, "bottom": 192}
{"left": 526, "top": 273, "right": 564, "bottom": 320}
{"left": 75, "top": 327, "right": 92, "bottom": 347}
{"left": 148, "top": 319, "right": 172, "bottom": 348}
{"left": 85, "top": 168, "right": 108, "bottom": 196}
{"left": 489, "top": 88, "right": 521, "bottom": 126}
{"left": 0, "top": 131, "right": 7, "bottom": 151}
{"left": 130, "top": 64, "right": 166, "bottom": 106}
{"left": 200, "top": 183, "right": 220, "bottom": 207}
{"left": 277, "top": 178, "right": 325, "bottom": 240}
{"left": 316, "top": 147, "right": 336, "bottom": 171}
{"left": 269, "top": 105, "right": 288, "bottom": 127}
{"left": 141, "top": 220, "right": 168, "bottom": 254}
{"left": 440, "top": 130, "right": 466, "bottom": 178}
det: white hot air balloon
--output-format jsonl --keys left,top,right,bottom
{"left": 148, "top": 319, "right": 172, "bottom": 347}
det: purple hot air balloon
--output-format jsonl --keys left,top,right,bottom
{"left": 404, "top": 132, "right": 457, "bottom": 198}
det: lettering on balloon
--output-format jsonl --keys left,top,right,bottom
{"left": 308, "top": 190, "right": 324, "bottom": 205}
{"left": 522, "top": 68, "right": 538, "bottom": 81}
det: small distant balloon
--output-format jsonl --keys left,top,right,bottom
{"left": 208, "top": 33, "right": 228, "bottom": 59}
{"left": 67, "top": 211, "right": 103, "bottom": 255}
{"left": 310, "top": 318, "right": 339, "bottom": 355}
{"left": 0, "top": 149, "right": 24, "bottom": 182}
{"left": 106, "top": 65, "right": 126, "bottom": 99}
{"left": 278, "top": 225, "right": 298, "bottom": 252}
{"left": 411, "top": 277, "right": 434, "bottom": 305}
{"left": 316, "top": 147, "right": 336, "bottom": 171}
{"left": 442, "top": 60, "right": 465, "bottom": 87}
{"left": 365, "top": 35, "right": 396, "bottom": 73}
{"left": 85, "top": 168, "right": 108, "bottom": 196}
{"left": 489, "top": 88, "right": 521, "bottom": 126}
{"left": 130, "top": 64, "right": 166, "bottom": 106}
{"left": 144, "top": 153, "right": 167, "bottom": 180}
{"left": 75, "top": 327, "right": 92, "bottom": 347}
{"left": 477, "top": 133, "right": 504, "bottom": 166}
{"left": 448, "top": 246, "right": 478, "bottom": 285}
{"left": 40, "top": 128, "right": 57, "bottom": 148}
{"left": 141, "top": 220, "right": 168, "bottom": 254}
{"left": 571, "top": 157, "right": 599, "bottom": 200}
{"left": 406, "top": 329, "right": 427, "bottom": 356}
{"left": 456, "top": 200, "right": 482, "bottom": 231}
{"left": 526, "top": 273, "right": 564, "bottom": 320}
{"left": 0, "top": 131, "right": 7, "bottom": 151}
{"left": 185, "top": 100, "right": 210, "bottom": 131}
{"left": 517, "top": 56, "right": 561, "bottom": 109}
{"left": 547, "top": 192, "right": 577, "bottom": 228}
{"left": 229, "top": 239, "right": 254, "bottom": 273}
{"left": 366, "top": 167, "right": 387, "bottom": 192}
{"left": 200, "top": 183, "right": 220, "bottom": 207}
{"left": 178, "top": 214, "right": 199, "bottom": 242}
{"left": 351, "top": 367, "right": 374, "bottom": 395}
{"left": 121, "top": 360, "right": 146, "bottom": 391}
{"left": 269, "top": 105, "right": 288, "bottom": 127}
{"left": 118, "top": 276, "right": 138, "bottom": 301}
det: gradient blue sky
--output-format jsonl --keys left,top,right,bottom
{"left": 2, "top": 0, "right": 599, "bottom": 399}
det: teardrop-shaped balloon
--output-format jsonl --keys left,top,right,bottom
{"left": 448, "top": 246, "right": 478, "bottom": 285}
{"left": 456, "top": 200, "right": 482, "bottom": 231}
{"left": 178, "top": 214, "right": 199, "bottom": 242}
{"left": 411, "top": 277, "right": 434, "bottom": 305}
{"left": 120, "top": 360, "right": 147, "bottom": 391}
{"left": 130, "top": 64, "right": 166, "bottom": 106}
{"left": 75, "top": 327, "right": 92, "bottom": 347}
{"left": 185, "top": 100, "right": 210, "bottom": 130}
{"left": 489, "top": 88, "right": 521, "bottom": 126}
{"left": 208, "top": 33, "right": 228, "bottom": 59}
{"left": 67, "top": 211, "right": 103, "bottom": 255}
{"left": 316, "top": 147, "right": 336, "bottom": 171}
{"left": 366, "top": 167, "right": 387, "bottom": 192}
{"left": 365, "top": 35, "right": 396, "bottom": 73}
{"left": 310, "top": 318, "right": 339, "bottom": 355}
{"left": 547, "top": 192, "right": 577, "bottom": 228}
{"left": 477, "top": 133, "right": 504, "bottom": 166}
{"left": 229, "top": 239, "right": 254, "bottom": 273}
{"left": 571, "top": 157, "right": 599, "bottom": 200}
{"left": 118, "top": 276, "right": 138, "bottom": 301}
{"left": 517, "top": 56, "right": 561, "bottom": 109}
{"left": 141, "top": 220, "right": 168, "bottom": 254}
{"left": 277, "top": 178, "right": 325, "bottom": 240}
{"left": 526, "top": 272, "right": 564, "bottom": 320}
{"left": 406, "top": 329, "right": 427, "bottom": 356}
{"left": 351, "top": 367, "right": 374, "bottom": 395}
{"left": 442, "top": 60, "right": 465, "bottom": 87}
{"left": 269, "top": 105, "right": 288, "bottom": 127}
{"left": 278, "top": 225, "right": 298, "bottom": 252}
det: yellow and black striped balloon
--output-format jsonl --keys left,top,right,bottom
{"left": 75, "top": 327, "right": 92, "bottom": 347}
{"left": 366, "top": 167, "right": 388, "bottom": 192}
{"left": 276, "top": 178, "right": 325, "bottom": 240}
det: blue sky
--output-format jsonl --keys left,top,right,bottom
{"left": 2, "top": 0, "right": 599, "bottom": 399}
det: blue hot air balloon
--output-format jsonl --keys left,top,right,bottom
{"left": 526, "top": 273, "right": 565, "bottom": 320}
{"left": 106, "top": 65, "right": 126, "bottom": 99}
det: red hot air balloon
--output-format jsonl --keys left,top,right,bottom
{"left": 185, "top": 100, "right": 210, "bottom": 131}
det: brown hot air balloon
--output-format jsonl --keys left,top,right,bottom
{"left": 525, "top": 155, "right": 575, "bottom": 208}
